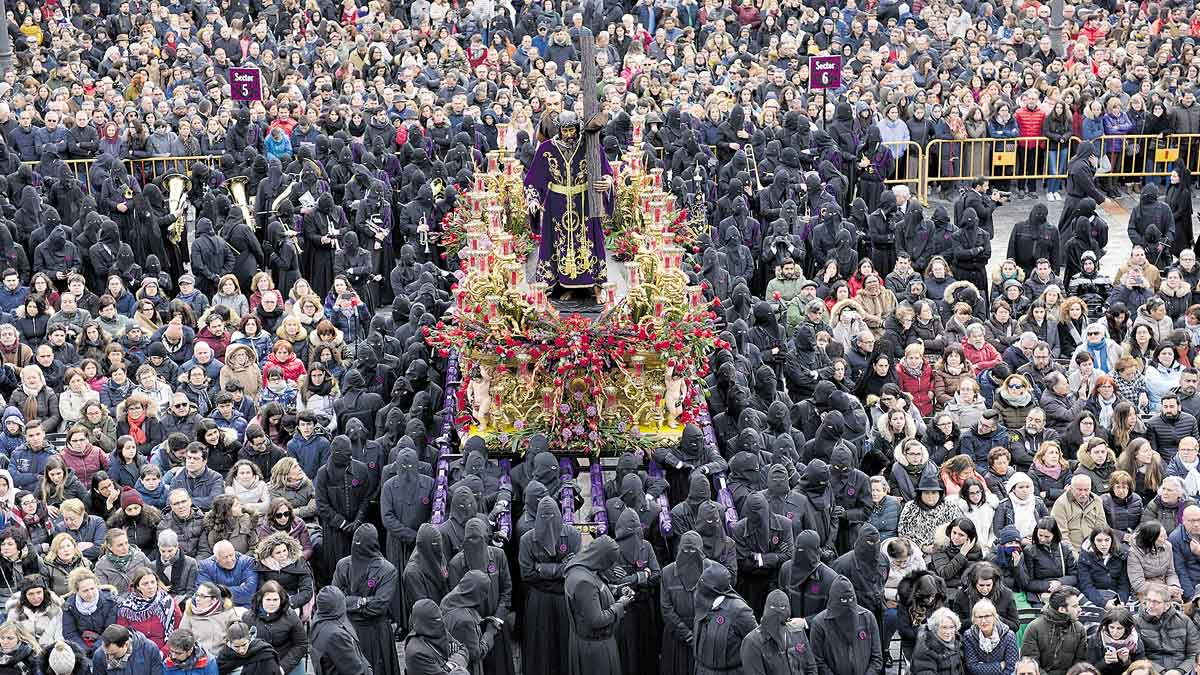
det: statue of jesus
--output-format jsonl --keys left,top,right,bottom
{"left": 523, "top": 110, "right": 613, "bottom": 298}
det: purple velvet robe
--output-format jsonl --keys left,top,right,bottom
{"left": 524, "top": 138, "right": 612, "bottom": 289}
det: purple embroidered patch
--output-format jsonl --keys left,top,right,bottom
{"left": 847, "top": 488, "right": 855, "bottom": 496}
{"left": 795, "top": 644, "right": 806, "bottom": 653}
{"left": 488, "top": 564, "right": 497, "bottom": 573}
{"left": 351, "top": 479, "right": 361, "bottom": 487}
{"left": 772, "top": 536, "right": 779, "bottom": 545}
{"left": 809, "top": 583, "right": 820, "bottom": 593}
{"left": 635, "top": 560, "right": 645, "bottom": 568}
{"left": 440, "top": 568, "right": 448, "bottom": 578}
{"left": 421, "top": 496, "right": 430, "bottom": 505}
{"left": 716, "top": 615, "right": 726, "bottom": 625}
{"left": 367, "top": 579, "right": 377, "bottom": 589}
{"left": 559, "top": 543, "right": 568, "bottom": 553}
{"left": 858, "top": 631, "right": 867, "bottom": 641}
{"left": 786, "top": 512, "right": 794, "bottom": 519}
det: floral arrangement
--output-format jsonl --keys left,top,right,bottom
{"left": 427, "top": 187, "right": 722, "bottom": 456}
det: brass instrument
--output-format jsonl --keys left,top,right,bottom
{"left": 282, "top": 228, "right": 303, "bottom": 257}
{"left": 224, "top": 176, "right": 256, "bottom": 231}
{"left": 303, "top": 157, "right": 324, "bottom": 180}
{"left": 419, "top": 215, "right": 430, "bottom": 253}
{"left": 270, "top": 181, "right": 295, "bottom": 214}
{"left": 745, "top": 144, "right": 763, "bottom": 191}
{"left": 163, "top": 173, "right": 191, "bottom": 246}
{"left": 123, "top": 184, "right": 134, "bottom": 200}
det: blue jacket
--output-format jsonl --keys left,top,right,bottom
{"left": 196, "top": 553, "right": 258, "bottom": 607}
{"left": 962, "top": 625, "right": 1020, "bottom": 675}
{"left": 263, "top": 132, "right": 293, "bottom": 161}
{"left": 960, "top": 423, "right": 1010, "bottom": 470}
{"left": 1171, "top": 525, "right": 1200, "bottom": 600}
{"left": 53, "top": 514, "right": 108, "bottom": 562}
{"left": 168, "top": 468, "right": 224, "bottom": 510}
{"left": 0, "top": 406, "right": 24, "bottom": 457}
{"left": 10, "top": 443, "right": 57, "bottom": 490}
{"left": 164, "top": 648, "right": 218, "bottom": 675}
{"left": 64, "top": 588, "right": 118, "bottom": 656}
{"left": 208, "top": 409, "right": 247, "bottom": 442}
{"left": 92, "top": 630, "right": 165, "bottom": 675}
{"left": 7, "top": 125, "right": 37, "bottom": 161}
{"left": 1076, "top": 547, "right": 1130, "bottom": 606}
{"left": 0, "top": 285, "right": 28, "bottom": 314}
{"left": 287, "top": 432, "right": 330, "bottom": 480}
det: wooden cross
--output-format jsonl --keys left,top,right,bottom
{"left": 578, "top": 27, "right": 604, "bottom": 220}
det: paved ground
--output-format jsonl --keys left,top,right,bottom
{"left": 924, "top": 188, "right": 1140, "bottom": 281}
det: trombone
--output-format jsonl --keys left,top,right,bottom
{"left": 745, "top": 144, "right": 763, "bottom": 191}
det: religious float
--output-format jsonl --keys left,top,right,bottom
{"left": 425, "top": 114, "right": 736, "bottom": 536}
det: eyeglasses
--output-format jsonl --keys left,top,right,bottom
{"left": 274, "top": 511, "right": 291, "bottom": 518}
{"left": 1007, "top": 383, "right": 1024, "bottom": 390}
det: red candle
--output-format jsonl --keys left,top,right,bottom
{"left": 488, "top": 153, "right": 499, "bottom": 173}
{"left": 475, "top": 175, "right": 486, "bottom": 192}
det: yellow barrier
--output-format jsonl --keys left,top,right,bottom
{"left": 29, "top": 155, "right": 221, "bottom": 195}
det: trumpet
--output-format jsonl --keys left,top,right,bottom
{"left": 123, "top": 184, "right": 134, "bottom": 200}
{"left": 419, "top": 216, "right": 430, "bottom": 253}
{"left": 163, "top": 173, "right": 191, "bottom": 246}
{"left": 282, "top": 228, "right": 303, "bottom": 257}
{"left": 224, "top": 176, "right": 256, "bottom": 231}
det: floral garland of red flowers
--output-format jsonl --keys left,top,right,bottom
{"left": 427, "top": 302, "right": 725, "bottom": 455}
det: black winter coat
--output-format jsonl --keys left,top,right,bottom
{"left": 242, "top": 604, "right": 309, "bottom": 675}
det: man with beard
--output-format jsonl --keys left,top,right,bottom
{"left": 732, "top": 492, "right": 792, "bottom": 618}
{"left": 693, "top": 564, "right": 758, "bottom": 675}
{"left": 740, "top": 589, "right": 817, "bottom": 675}
{"left": 765, "top": 257, "right": 806, "bottom": 333}
{"left": 519, "top": 495, "right": 581, "bottom": 675}
{"left": 653, "top": 423, "right": 727, "bottom": 507}
{"left": 315, "top": 436, "right": 372, "bottom": 581}
{"left": 332, "top": 523, "right": 401, "bottom": 675}
{"left": 563, "top": 536, "right": 633, "bottom": 675}
{"left": 809, "top": 575, "right": 883, "bottom": 675}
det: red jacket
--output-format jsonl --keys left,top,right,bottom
{"left": 61, "top": 444, "right": 109, "bottom": 486}
{"left": 961, "top": 338, "right": 1002, "bottom": 373}
{"left": 896, "top": 362, "right": 936, "bottom": 416}
{"left": 1014, "top": 106, "right": 1047, "bottom": 149}
{"left": 263, "top": 353, "right": 306, "bottom": 384}
{"left": 118, "top": 601, "right": 183, "bottom": 654}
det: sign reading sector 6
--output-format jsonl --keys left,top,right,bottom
{"left": 809, "top": 55, "right": 843, "bottom": 91}
{"left": 230, "top": 67, "right": 264, "bottom": 102}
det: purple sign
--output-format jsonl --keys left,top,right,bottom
{"left": 230, "top": 67, "right": 263, "bottom": 102}
{"left": 809, "top": 55, "right": 843, "bottom": 91}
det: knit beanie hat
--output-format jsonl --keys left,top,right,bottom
{"left": 119, "top": 486, "right": 143, "bottom": 510}
{"left": 47, "top": 641, "right": 77, "bottom": 675}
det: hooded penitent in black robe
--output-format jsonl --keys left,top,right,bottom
{"left": 828, "top": 446, "right": 871, "bottom": 554}
{"left": 303, "top": 193, "right": 340, "bottom": 298}
{"left": 660, "top": 530, "right": 714, "bottom": 675}
{"left": 832, "top": 523, "right": 884, "bottom": 626}
{"left": 1167, "top": 164, "right": 1196, "bottom": 255}
{"left": 441, "top": 570, "right": 496, "bottom": 675}
{"left": 404, "top": 598, "right": 471, "bottom": 675}
{"left": 697, "top": 500, "right": 739, "bottom": 583}
{"left": 740, "top": 589, "right": 818, "bottom": 675}
{"left": 310, "top": 586, "right": 376, "bottom": 675}
{"left": 403, "top": 523, "right": 451, "bottom": 615}
{"left": 563, "top": 536, "right": 626, "bottom": 675}
{"left": 380, "top": 447, "right": 433, "bottom": 629}
{"left": 778, "top": 529, "right": 840, "bottom": 620}
{"left": 448, "top": 518, "right": 515, "bottom": 675}
{"left": 693, "top": 564, "right": 759, "bottom": 675}
{"left": 315, "top": 436, "right": 372, "bottom": 579}
{"left": 731, "top": 491, "right": 793, "bottom": 620}
{"left": 808, "top": 576, "right": 883, "bottom": 675}
{"left": 602, "top": 509, "right": 662, "bottom": 675}
{"left": 332, "top": 524, "right": 402, "bottom": 675}
{"left": 439, "top": 485, "right": 480, "bottom": 559}
{"left": 518, "top": 496, "right": 581, "bottom": 675}
{"left": 669, "top": 474, "right": 714, "bottom": 554}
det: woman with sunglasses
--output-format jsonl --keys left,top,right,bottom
{"left": 252, "top": 531, "right": 314, "bottom": 618}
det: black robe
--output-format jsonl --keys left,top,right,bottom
{"left": 563, "top": 537, "right": 625, "bottom": 675}
{"left": 447, "top": 518, "right": 515, "bottom": 675}
{"left": 310, "top": 586, "right": 376, "bottom": 675}
{"left": 331, "top": 524, "right": 402, "bottom": 675}
{"left": 660, "top": 532, "right": 712, "bottom": 675}
{"left": 303, "top": 194, "right": 341, "bottom": 298}
{"left": 808, "top": 577, "right": 883, "bottom": 675}
{"left": 403, "top": 523, "right": 452, "bottom": 618}
{"left": 404, "top": 598, "right": 471, "bottom": 675}
{"left": 732, "top": 492, "right": 793, "bottom": 619}
{"left": 693, "top": 565, "right": 759, "bottom": 675}
{"left": 603, "top": 509, "right": 662, "bottom": 675}
{"left": 315, "top": 454, "right": 372, "bottom": 579}
{"left": 518, "top": 499, "right": 581, "bottom": 675}
{"left": 380, "top": 450, "right": 433, "bottom": 629}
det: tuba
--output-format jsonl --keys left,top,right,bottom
{"left": 224, "top": 176, "right": 256, "bottom": 232}
{"left": 162, "top": 173, "right": 191, "bottom": 246}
